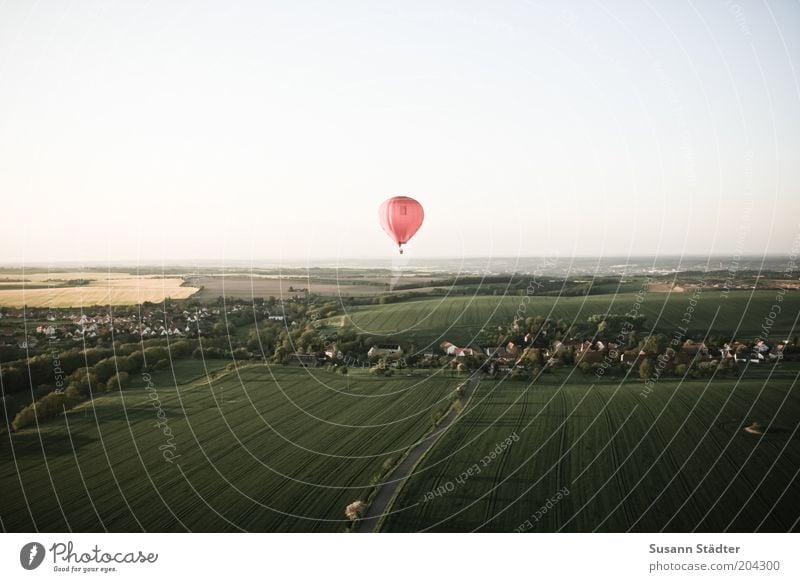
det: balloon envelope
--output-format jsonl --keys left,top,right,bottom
{"left": 379, "top": 196, "right": 424, "bottom": 251}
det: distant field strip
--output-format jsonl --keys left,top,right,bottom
{"left": 334, "top": 291, "right": 800, "bottom": 346}
{"left": 192, "top": 275, "right": 385, "bottom": 300}
{"left": 0, "top": 275, "right": 198, "bottom": 307}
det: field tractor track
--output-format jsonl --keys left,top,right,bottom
{"left": 479, "top": 380, "right": 530, "bottom": 529}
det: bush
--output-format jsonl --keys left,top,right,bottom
{"left": 127, "top": 351, "right": 144, "bottom": 370}
{"left": 192, "top": 346, "right": 228, "bottom": 360}
{"left": 106, "top": 372, "right": 130, "bottom": 392}
{"left": 64, "top": 384, "right": 83, "bottom": 405}
{"left": 34, "top": 384, "right": 54, "bottom": 400}
{"left": 92, "top": 357, "right": 117, "bottom": 382}
{"left": 155, "top": 359, "right": 170, "bottom": 370}
{"left": 11, "top": 405, "right": 37, "bottom": 431}
{"left": 370, "top": 366, "right": 393, "bottom": 377}
{"left": 11, "top": 391, "right": 69, "bottom": 431}
{"left": 93, "top": 356, "right": 133, "bottom": 382}
{"left": 638, "top": 359, "right": 653, "bottom": 380}
{"left": 68, "top": 369, "right": 98, "bottom": 397}
{"left": 144, "top": 346, "right": 169, "bottom": 364}
{"left": 716, "top": 357, "right": 737, "bottom": 377}
{"left": 170, "top": 341, "right": 194, "bottom": 358}
{"left": 345, "top": 500, "right": 366, "bottom": 521}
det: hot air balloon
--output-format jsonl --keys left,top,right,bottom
{"left": 378, "top": 196, "right": 424, "bottom": 254}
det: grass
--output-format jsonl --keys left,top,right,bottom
{"left": 3, "top": 357, "right": 798, "bottom": 532}
{"left": 192, "top": 275, "right": 386, "bottom": 300}
{"left": 380, "top": 374, "right": 800, "bottom": 532}
{"left": 327, "top": 290, "right": 800, "bottom": 348}
{"left": 0, "top": 362, "right": 459, "bottom": 532}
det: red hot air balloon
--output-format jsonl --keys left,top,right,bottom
{"left": 378, "top": 196, "right": 424, "bottom": 254}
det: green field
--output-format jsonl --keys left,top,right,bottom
{"left": 329, "top": 290, "right": 800, "bottom": 348}
{"left": 2, "top": 359, "right": 799, "bottom": 532}
{"left": 0, "top": 363, "right": 458, "bottom": 532}
{"left": 381, "top": 373, "right": 800, "bottom": 532}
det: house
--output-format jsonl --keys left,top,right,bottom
{"left": 368, "top": 344, "right": 403, "bottom": 360}
{"left": 484, "top": 346, "right": 510, "bottom": 358}
{"left": 770, "top": 344, "right": 785, "bottom": 361}
{"left": 440, "top": 341, "right": 474, "bottom": 357}
{"left": 677, "top": 341, "right": 709, "bottom": 365}
{"left": 441, "top": 341, "right": 457, "bottom": 355}
{"left": 622, "top": 350, "right": 648, "bottom": 370}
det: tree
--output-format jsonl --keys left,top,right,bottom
{"left": 717, "top": 357, "right": 737, "bottom": 377}
{"left": 64, "top": 384, "right": 83, "bottom": 406}
{"left": 93, "top": 356, "right": 132, "bottom": 382}
{"left": 68, "top": 369, "right": 98, "bottom": 397}
{"left": 11, "top": 391, "right": 68, "bottom": 431}
{"left": 638, "top": 358, "right": 653, "bottom": 380}
{"left": 106, "top": 372, "right": 130, "bottom": 392}
{"left": 640, "top": 334, "right": 667, "bottom": 356}
{"left": 144, "top": 346, "right": 170, "bottom": 363}
{"left": 170, "top": 341, "right": 194, "bottom": 358}
{"left": 271, "top": 346, "right": 289, "bottom": 365}
{"left": 11, "top": 405, "right": 37, "bottom": 431}
{"left": 345, "top": 500, "right": 366, "bottom": 521}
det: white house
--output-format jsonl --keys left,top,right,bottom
{"left": 368, "top": 344, "right": 403, "bottom": 360}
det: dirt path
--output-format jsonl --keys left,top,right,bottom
{"left": 354, "top": 372, "right": 480, "bottom": 533}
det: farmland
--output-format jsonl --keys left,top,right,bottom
{"left": 0, "top": 363, "right": 458, "bottom": 532}
{"left": 191, "top": 275, "right": 385, "bottom": 300}
{"left": 327, "top": 290, "right": 800, "bottom": 348}
{"left": 381, "top": 372, "right": 800, "bottom": 532}
{"left": 1, "top": 269, "right": 799, "bottom": 534}
{"left": 0, "top": 272, "right": 198, "bottom": 308}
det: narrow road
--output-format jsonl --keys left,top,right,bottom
{"left": 354, "top": 372, "right": 480, "bottom": 533}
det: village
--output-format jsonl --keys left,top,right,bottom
{"left": 1, "top": 297, "right": 796, "bottom": 384}
{"left": 321, "top": 312, "right": 797, "bottom": 380}
{"left": 0, "top": 301, "right": 290, "bottom": 353}
{"left": 354, "top": 337, "right": 791, "bottom": 377}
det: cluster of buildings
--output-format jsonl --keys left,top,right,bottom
{"left": 1, "top": 305, "right": 288, "bottom": 351}
{"left": 411, "top": 335, "right": 790, "bottom": 374}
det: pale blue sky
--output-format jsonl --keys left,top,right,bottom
{"left": 0, "top": 0, "right": 798, "bottom": 263}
